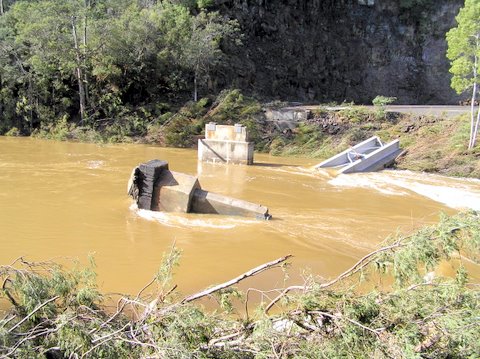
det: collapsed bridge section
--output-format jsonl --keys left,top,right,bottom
{"left": 314, "top": 136, "right": 402, "bottom": 174}
{"left": 128, "top": 159, "right": 271, "bottom": 220}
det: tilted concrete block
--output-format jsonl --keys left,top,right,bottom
{"left": 152, "top": 170, "right": 200, "bottom": 213}
{"left": 191, "top": 189, "right": 271, "bottom": 220}
{"left": 128, "top": 159, "right": 169, "bottom": 210}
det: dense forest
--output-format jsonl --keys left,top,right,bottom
{"left": 0, "top": 0, "right": 242, "bottom": 136}
{"left": 0, "top": 0, "right": 464, "bottom": 139}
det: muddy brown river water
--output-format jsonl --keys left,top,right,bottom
{"left": 1, "top": 137, "right": 479, "bottom": 301}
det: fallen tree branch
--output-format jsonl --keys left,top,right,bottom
{"left": 2, "top": 277, "right": 18, "bottom": 308}
{"left": 91, "top": 323, "right": 131, "bottom": 344}
{"left": 181, "top": 255, "right": 292, "bottom": 304}
{"left": 89, "top": 297, "right": 128, "bottom": 335}
{"left": 264, "top": 286, "right": 307, "bottom": 314}
{"left": 245, "top": 287, "right": 285, "bottom": 321}
{"left": 265, "top": 243, "right": 405, "bottom": 313}
{"left": 3, "top": 325, "right": 61, "bottom": 357}
{"left": 208, "top": 331, "right": 244, "bottom": 347}
{"left": 8, "top": 296, "right": 59, "bottom": 333}
{"left": 319, "top": 242, "right": 405, "bottom": 289}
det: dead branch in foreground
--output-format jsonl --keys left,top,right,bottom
{"left": 181, "top": 255, "right": 293, "bottom": 304}
{"left": 264, "top": 242, "right": 405, "bottom": 313}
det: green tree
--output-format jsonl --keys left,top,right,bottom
{"left": 446, "top": 0, "right": 480, "bottom": 149}
{"left": 177, "top": 10, "right": 241, "bottom": 102}
{"left": 0, "top": 0, "right": 243, "bottom": 136}
{"left": 1, "top": 0, "right": 92, "bottom": 128}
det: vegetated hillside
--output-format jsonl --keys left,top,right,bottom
{"left": 263, "top": 105, "right": 480, "bottom": 178}
{"left": 161, "top": 89, "right": 480, "bottom": 178}
{"left": 0, "top": 0, "right": 466, "bottom": 140}
{"left": 213, "top": 0, "right": 463, "bottom": 104}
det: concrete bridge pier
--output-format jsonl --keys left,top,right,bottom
{"left": 198, "top": 123, "right": 254, "bottom": 165}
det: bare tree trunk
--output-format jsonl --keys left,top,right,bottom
{"left": 71, "top": 16, "right": 86, "bottom": 125}
{"left": 469, "top": 39, "right": 479, "bottom": 149}
{"left": 0, "top": 0, "right": 4, "bottom": 16}
{"left": 469, "top": 80, "right": 476, "bottom": 149}
{"left": 83, "top": 1, "right": 88, "bottom": 48}
{"left": 470, "top": 40, "right": 480, "bottom": 149}
{"left": 194, "top": 74, "right": 198, "bottom": 102}
{"left": 83, "top": 0, "right": 90, "bottom": 105}
{"left": 473, "top": 104, "right": 480, "bottom": 148}
{"left": 29, "top": 79, "right": 33, "bottom": 131}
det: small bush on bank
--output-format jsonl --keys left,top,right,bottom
{"left": 4, "top": 127, "right": 21, "bottom": 137}
{"left": 337, "top": 105, "right": 373, "bottom": 123}
{"left": 161, "top": 100, "right": 210, "bottom": 147}
{"left": 203, "top": 89, "right": 265, "bottom": 150}
{"left": 33, "top": 116, "right": 74, "bottom": 141}
{"left": 372, "top": 96, "right": 397, "bottom": 108}
{"left": 151, "top": 89, "right": 266, "bottom": 149}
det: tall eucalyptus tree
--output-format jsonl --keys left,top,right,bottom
{"left": 447, "top": 0, "right": 480, "bottom": 149}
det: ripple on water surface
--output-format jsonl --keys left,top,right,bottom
{"left": 0, "top": 137, "right": 479, "bottom": 296}
{"left": 329, "top": 170, "right": 480, "bottom": 210}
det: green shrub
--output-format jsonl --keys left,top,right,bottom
{"left": 33, "top": 115, "right": 73, "bottom": 141}
{"left": 205, "top": 89, "right": 262, "bottom": 125}
{"left": 372, "top": 96, "right": 397, "bottom": 107}
{"left": 5, "top": 127, "right": 20, "bottom": 136}
{"left": 372, "top": 96, "right": 397, "bottom": 121}
{"left": 337, "top": 106, "right": 372, "bottom": 123}
{"left": 269, "top": 137, "right": 287, "bottom": 155}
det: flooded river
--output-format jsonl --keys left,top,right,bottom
{"left": 1, "top": 137, "right": 479, "bottom": 300}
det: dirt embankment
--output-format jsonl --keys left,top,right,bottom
{"left": 265, "top": 107, "right": 480, "bottom": 178}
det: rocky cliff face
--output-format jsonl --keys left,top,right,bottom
{"left": 214, "top": 0, "right": 463, "bottom": 105}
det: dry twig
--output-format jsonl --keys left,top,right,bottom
{"left": 265, "top": 242, "right": 405, "bottom": 313}
{"left": 181, "top": 255, "right": 292, "bottom": 304}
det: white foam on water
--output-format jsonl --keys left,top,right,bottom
{"left": 313, "top": 168, "right": 338, "bottom": 179}
{"left": 384, "top": 177, "right": 480, "bottom": 211}
{"left": 130, "top": 203, "right": 257, "bottom": 229}
{"left": 328, "top": 173, "right": 408, "bottom": 196}
{"left": 328, "top": 170, "right": 480, "bottom": 210}
{"left": 87, "top": 160, "right": 104, "bottom": 169}
{"left": 269, "top": 166, "right": 320, "bottom": 178}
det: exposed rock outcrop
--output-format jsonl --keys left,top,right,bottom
{"left": 214, "top": 0, "right": 463, "bottom": 105}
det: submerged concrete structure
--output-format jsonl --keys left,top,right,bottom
{"left": 198, "top": 123, "right": 254, "bottom": 165}
{"left": 314, "top": 136, "right": 402, "bottom": 174}
{"left": 128, "top": 160, "right": 271, "bottom": 220}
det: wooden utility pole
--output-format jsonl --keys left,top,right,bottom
{"left": 71, "top": 16, "right": 86, "bottom": 124}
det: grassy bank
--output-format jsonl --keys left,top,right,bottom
{"left": 1, "top": 212, "right": 479, "bottom": 358}
{"left": 273, "top": 106, "right": 480, "bottom": 178}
